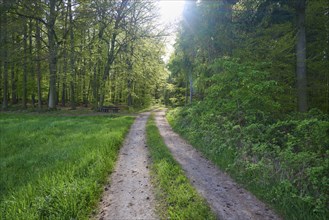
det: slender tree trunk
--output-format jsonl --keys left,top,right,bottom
{"left": 68, "top": 0, "right": 76, "bottom": 109}
{"left": 48, "top": 0, "right": 57, "bottom": 109}
{"left": 82, "top": 68, "right": 87, "bottom": 107}
{"left": 189, "top": 68, "right": 193, "bottom": 104}
{"left": 11, "top": 63, "right": 17, "bottom": 104}
{"left": 127, "top": 49, "right": 133, "bottom": 107}
{"left": 99, "top": 85, "right": 105, "bottom": 107}
{"left": 296, "top": 0, "right": 308, "bottom": 112}
{"left": 92, "top": 66, "right": 98, "bottom": 109}
{"left": 23, "top": 19, "right": 28, "bottom": 109}
{"left": 325, "top": 6, "right": 329, "bottom": 114}
{"left": 81, "top": 32, "right": 88, "bottom": 107}
{"left": 61, "top": 4, "right": 68, "bottom": 107}
{"left": 62, "top": 46, "right": 67, "bottom": 107}
{"left": 0, "top": 12, "right": 2, "bottom": 105}
{"left": 36, "top": 20, "right": 42, "bottom": 110}
{"left": 29, "top": 19, "right": 35, "bottom": 107}
{"left": 111, "top": 73, "right": 116, "bottom": 103}
{"left": 56, "top": 62, "right": 60, "bottom": 106}
{"left": 185, "top": 80, "right": 188, "bottom": 105}
{"left": 99, "top": 21, "right": 119, "bottom": 107}
{"left": 127, "top": 79, "right": 132, "bottom": 106}
{"left": 100, "top": 41, "right": 116, "bottom": 108}
{"left": 2, "top": 9, "right": 9, "bottom": 110}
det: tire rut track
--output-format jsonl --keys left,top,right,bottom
{"left": 96, "top": 112, "right": 157, "bottom": 220}
{"left": 154, "top": 110, "right": 281, "bottom": 220}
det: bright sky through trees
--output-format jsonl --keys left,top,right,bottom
{"left": 158, "top": 0, "right": 185, "bottom": 62}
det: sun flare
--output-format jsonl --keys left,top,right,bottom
{"left": 158, "top": 0, "right": 185, "bottom": 26}
{"left": 158, "top": 0, "right": 186, "bottom": 62}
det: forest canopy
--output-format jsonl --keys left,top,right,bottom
{"left": 167, "top": 0, "right": 328, "bottom": 114}
{"left": 0, "top": 0, "right": 168, "bottom": 110}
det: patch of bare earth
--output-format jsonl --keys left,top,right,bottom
{"left": 96, "top": 112, "right": 157, "bottom": 220}
{"left": 154, "top": 110, "right": 281, "bottom": 220}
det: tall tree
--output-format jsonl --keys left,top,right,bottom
{"left": 181, "top": 0, "right": 198, "bottom": 104}
{"left": 1, "top": 0, "right": 167, "bottom": 110}
{"left": 296, "top": 0, "right": 308, "bottom": 112}
{"left": 36, "top": 19, "right": 42, "bottom": 110}
{"left": 1, "top": 2, "right": 9, "bottom": 110}
{"left": 47, "top": 0, "right": 58, "bottom": 109}
{"left": 68, "top": 0, "right": 76, "bottom": 109}
{"left": 22, "top": 19, "right": 28, "bottom": 109}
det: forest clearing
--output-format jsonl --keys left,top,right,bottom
{"left": 1, "top": 0, "right": 328, "bottom": 219}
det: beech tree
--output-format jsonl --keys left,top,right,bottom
{"left": 1, "top": 2, "right": 9, "bottom": 110}
{"left": 0, "top": 0, "right": 167, "bottom": 110}
{"left": 296, "top": 0, "right": 307, "bottom": 112}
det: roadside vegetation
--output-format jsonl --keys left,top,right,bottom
{"left": 166, "top": 0, "right": 328, "bottom": 219}
{"left": 0, "top": 114, "right": 134, "bottom": 219}
{"left": 146, "top": 114, "right": 216, "bottom": 220}
{"left": 166, "top": 59, "right": 329, "bottom": 220}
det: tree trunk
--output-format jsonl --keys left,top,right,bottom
{"left": 185, "top": 80, "right": 188, "bottom": 105}
{"left": 48, "top": 0, "right": 57, "bottom": 109}
{"left": 68, "top": 0, "right": 76, "bottom": 109}
{"left": 127, "top": 79, "right": 132, "bottom": 106}
{"left": 36, "top": 20, "right": 42, "bottom": 110}
{"left": 2, "top": 9, "right": 9, "bottom": 110}
{"left": 92, "top": 65, "right": 98, "bottom": 110}
{"left": 29, "top": 19, "right": 35, "bottom": 108}
{"left": 127, "top": 48, "right": 133, "bottom": 107}
{"left": 81, "top": 32, "right": 88, "bottom": 107}
{"left": 296, "top": 0, "right": 308, "bottom": 112}
{"left": 61, "top": 3, "right": 68, "bottom": 107}
{"left": 0, "top": 12, "right": 2, "bottom": 106}
{"left": 324, "top": 8, "right": 329, "bottom": 115}
{"left": 23, "top": 20, "right": 28, "bottom": 109}
{"left": 189, "top": 68, "right": 193, "bottom": 104}
{"left": 62, "top": 47, "right": 67, "bottom": 107}
{"left": 223, "top": 0, "right": 237, "bottom": 56}
{"left": 11, "top": 63, "right": 17, "bottom": 104}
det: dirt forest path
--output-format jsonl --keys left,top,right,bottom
{"left": 96, "top": 112, "right": 157, "bottom": 220}
{"left": 154, "top": 110, "right": 281, "bottom": 220}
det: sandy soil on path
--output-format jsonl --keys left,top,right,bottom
{"left": 154, "top": 110, "right": 281, "bottom": 220}
{"left": 96, "top": 112, "right": 157, "bottom": 220}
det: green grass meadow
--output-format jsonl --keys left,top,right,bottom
{"left": 146, "top": 114, "right": 216, "bottom": 220}
{"left": 0, "top": 113, "right": 134, "bottom": 219}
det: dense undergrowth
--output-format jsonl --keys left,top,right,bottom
{"left": 167, "top": 59, "right": 329, "bottom": 220}
{"left": 0, "top": 114, "right": 134, "bottom": 219}
{"left": 146, "top": 114, "right": 215, "bottom": 220}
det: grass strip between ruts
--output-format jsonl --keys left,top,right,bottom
{"left": 146, "top": 113, "right": 216, "bottom": 220}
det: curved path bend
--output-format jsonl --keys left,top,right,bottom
{"left": 96, "top": 112, "right": 157, "bottom": 220}
{"left": 154, "top": 110, "right": 281, "bottom": 220}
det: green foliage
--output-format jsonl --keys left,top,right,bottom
{"left": 168, "top": 0, "right": 328, "bottom": 113}
{"left": 146, "top": 114, "right": 215, "bottom": 220}
{"left": 0, "top": 114, "right": 134, "bottom": 219}
{"left": 205, "top": 59, "right": 283, "bottom": 123}
{"left": 0, "top": 1, "right": 167, "bottom": 110}
{"left": 166, "top": 59, "right": 329, "bottom": 219}
{"left": 166, "top": 0, "right": 329, "bottom": 218}
{"left": 306, "top": 0, "right": 329, "bottom": 113}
